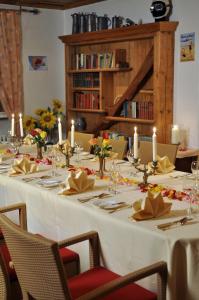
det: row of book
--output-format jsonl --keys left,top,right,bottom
{"left": 74, "top": 92, "right": 99, "bottom": 109}
{"left": 121, "top": 100, "right": 153, "bottom": 120}
{"left": 73, "top": 49, "right": 127, "bottom": 70}
{"left": 73, "top": 73, "right": 100, "bottom": 88}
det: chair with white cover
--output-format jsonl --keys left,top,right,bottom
{"left": 0, "top": 213, "right": 167, "bottom": 300}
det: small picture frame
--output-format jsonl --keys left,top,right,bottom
{"left": 28, "top": 56, "right": 48, "bottom": 71}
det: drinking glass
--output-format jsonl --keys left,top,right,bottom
{"left": 127, "top": 149, "right": 138, "bottom": 177}
{"left": 182, "top": 177, "right": 195, "bottom": 217}
{"left": 74, "top": 142, "right": 83, "bottom": 163}
{"left": 191, "top": 160, "right": 199, "bottom": 186}
{"left": 108, "top": 161, "right": 121, "bottom": 194}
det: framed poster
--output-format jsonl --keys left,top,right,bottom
{"left": 180, "top": 32, "right": 195, "bottom": 62}
{"left": 28, "top": 56, "right": 48, "bottom": 71}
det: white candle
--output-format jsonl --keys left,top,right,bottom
{"left": 133, "top": 126, "right": 138, "bottom": 159}
{"left": 71, "top": 119, "right": 75, "bottom": 147}
{"left": 11, "top": 114, "right": 15, "bottom": 137}
{"left": 152, "top": 127, "right": 157, "bottom": 162}
{"left": 19, "top": 113, "right": 24, "bottom": 137}
{"left": 58, "top": 117, "right": 62, "bottom": 144}
{"left": 171, "top": 125, "right": 180, "bottom": 144}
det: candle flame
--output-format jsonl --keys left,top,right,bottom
{"left": 12, "top": 114, "right": 15, "bottom": 118}
{"left": 173, "top": 124, "right": 179, "bottom": 129}
{"left": 71, "top": 119, "right": 75, "bottom": 125}
{"left": 19, "top": 113, "right": 22, "bottom": 117}
{"left": 134, "top": 126, "right": 137, "bottom": 133}
{"left": 153, "top": 127, "right": 157, "bottom": 133}
{"left": 58, "top": 117, "right": 61, "bottom": 122}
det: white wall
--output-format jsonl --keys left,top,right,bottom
{"left": 21, "top": 8, "right": 65, "bottom": 114}
{"left": 64, "top": 0, "right": 199, "bottom": 148}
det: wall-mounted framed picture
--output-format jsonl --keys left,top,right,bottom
{"left": 180, "top": 32, "right": 195, "bottom": 62}
{"left": 28, "top": 56, "right": 48, "bottom": 71}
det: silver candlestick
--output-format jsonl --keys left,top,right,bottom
{"left": 132, "top": 157, "right": 158, "bottom": 186}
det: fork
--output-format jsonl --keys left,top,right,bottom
{"left": 157, "top": 217, "right": 193, "bottom": 230}
{"left": 78, "top": 193, "right": 110, "bottom": 203}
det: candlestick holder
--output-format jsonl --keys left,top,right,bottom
{"left": 132, "top": 157, "right": 158, "bottom": 186}
{"left": 57, "top": 141, "right": 74, "bottom": 168}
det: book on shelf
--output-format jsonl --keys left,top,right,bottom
{"left": 120, "top": 99, "right": 153, "bottom": 120}
{"left": 74, "top": 92, "right": 99, "bottom": 109}
{"left": 73, "top": 73, "right": 99, "bottom": 88}
{"left": 73, "top": 48, "right": 127, "bottom": 70}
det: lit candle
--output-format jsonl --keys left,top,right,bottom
{"left": 71, "top": 120, "right": 75, "bottom": 148}
{"left": 58, "top": 117, "right": 62, "bottom": 144}
{"left": 152, "top": 127, "right": 157, "bottom": 162}
{"left": 133, "top": 126, "right": 138, "bottom": 159}
{"left": 11, "top": 114, "right": 15, "bottom": 137}
{"left": 171, "top": 125, "right": 180, "bottom": 144}
{"left": 19, "top": 113, "right": 24, "bottom": 137}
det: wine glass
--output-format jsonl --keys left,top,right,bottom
{"left": 182, "top": 177, "right": 195, "bottom": 217}
{"left": 191, "top": 161, "right": 199, "bottom": 186}
{"left": 108, "top": 161, "right": 121, "bottom": 194}
{"left": 127, "top": 148, "right": 138, "bottom": 177}
{"left": 74, "top": 142, "right": 83, "bottom": 163}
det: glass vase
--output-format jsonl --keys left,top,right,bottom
{"left": 98, "top": 157, "right": 105, "bottom": 179}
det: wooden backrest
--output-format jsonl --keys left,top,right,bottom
{"left": 0, "top": 214, "right": 71, "bottom": 300}
{"left": 68, "top": 132, "right": 94, "bottom": 152}
{"left": 139, "top": 141, "right": 178, "bottom": 165}
{"left": 97, "top": 137, "right": 127, "bottom": 160}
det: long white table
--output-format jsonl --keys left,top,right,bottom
{"left": 0, "top": 157, "right": 199, "bottom": 300}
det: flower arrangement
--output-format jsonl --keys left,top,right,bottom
{"left": 23, "top": 99, "right": 64, "bottom": 132}
{"left": 24, "top": 128, "right": 47, "bottom": 148}
{"left": 89, "top": 138, "right": 112, "bottom": 158}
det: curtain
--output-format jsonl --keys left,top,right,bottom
{"left": 0, "top": 10, "right": 23, "bottom": 119}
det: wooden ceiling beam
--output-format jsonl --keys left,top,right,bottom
{"left": 0, "top": 0, "right": 105, "bottom": 10}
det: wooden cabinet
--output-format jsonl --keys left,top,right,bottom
{"left": 59, "top": 21, "right": 178, "bottom": 143}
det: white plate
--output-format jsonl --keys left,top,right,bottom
{"left": 0, "top": 165, "right": 10, "bottom": 169}
{"left": 93, "top": 199, "right": 126, "bottom": 210}
{"left": 37, "top": 178, "right": 63, "bottom": 188}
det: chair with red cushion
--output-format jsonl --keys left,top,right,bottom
{"left": 0, "top": 213, "right": 167, "bottom": 300}
{"left": 0, "top": 203, "right": 80, "bottom": 300}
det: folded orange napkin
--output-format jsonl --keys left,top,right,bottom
{"left": 132, "top": 191, "right": 172, "bottom": 221}
{"left": 58, "top": 170, "right": 95, "bottom": 195}
{"left": 9, "top": 158, "right": 38, "bottom": 176}
{"left": 148, "top": 155, "right": 175, "bottom": 174}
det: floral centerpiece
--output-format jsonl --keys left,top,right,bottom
{"left": 24, "top": 128, "right": 47, "bottom": 159}
{"left": 23, "top": 99, "right": 64, "bottom": 143}
{"left": 89, "top": 138, "right": 112, "bottom": 178}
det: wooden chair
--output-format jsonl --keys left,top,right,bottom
{"left": 139, "top": 141, "right": 178, "bottom": 165}
{"left": 98, "top": 137, "right": 128, "bottom": 160}
{"left": 0, "top": 203, "right": 80, "bottom": 300}
{"left": 0, "top": 213, "right": 167, "bottom": 300}
{"left": 68, "top": 132, "right": 94, "bottom": 152}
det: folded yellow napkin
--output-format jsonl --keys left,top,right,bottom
{"left": 9, "top": 158, "right": 38, "bottom": 176}
{"left": 58, "top": 170, "right": 94, "bottom": 195}
{"left": 148, "top": 155, "right": 175, "bottom": 174}
{"left": 132, "top": 191, "right": 172, "bottom": 221}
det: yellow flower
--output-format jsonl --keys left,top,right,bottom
{"left": 40, "top": 111, "right": 56, "bottom": 129}
{"left": 52, "top": 99, "right": 63, "bottom": 112}
{"left": 23, "top": 115, "right": 36, "bottom": 131}
{"left": 40, "top": 131, "right": 47, "bottom": 139}
{"left": 34, "top": 108, "right": 46, "bottom": 116}
{"left": 102, "top": 139, "right": 110, "bottom": 147}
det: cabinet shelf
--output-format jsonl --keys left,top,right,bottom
{"left": 139, "top": 89, "right": 154, "bottom": 95}
{"left": 69, "top": 108, "right": 106, "bottom": 113}
{"left": 105, "top": 116, "right": 155, "bottom": 124}
{"left": 68, "top": 67, "right": 132, "bottom": 73}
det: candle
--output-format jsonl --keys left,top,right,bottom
{"left": 19, "top": 113, "right": 24, "bottom": 137}
{"left": 11, "top": 114, "right": 15, "bottom": 137}
{"left": 171, "top": 125, "right": 180, "bottom": 144}
{"left": 71, "top": 119, "right": 75, "bottom": 147}
{"left": 58, "top": 117, "right": 62, "bottom": 144}
{"left": 133, "top": 127, "right": 138, "bottom": 159}
{"left": 152, "top": 127, "right": 157, "bottom": 162}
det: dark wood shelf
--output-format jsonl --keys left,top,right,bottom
{"left": 68, "top": 67, "right": 132, "bottom": 73}
{"left": 69, "top": 108, "right": 106, "bottom": 113}
{"left": 105, "top": 116, "right": 155, "bottom": 124}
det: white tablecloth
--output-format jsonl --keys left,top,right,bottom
{"left": 0, "top": 157, "right": 199, "bottom": 300}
